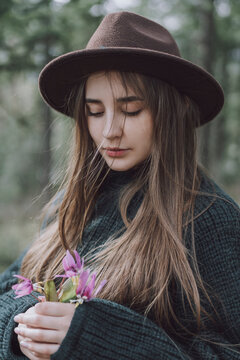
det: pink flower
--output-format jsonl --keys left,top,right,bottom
{"left": 11, "top": 251, "right": 107, "bottom": 306}
{"left": 75, "top": 270, "right": 107, "bottom": 303}
{"left": 56, "top": 250, "right": 84, "bottom": 278}
{"left": 12, "top": 275, "right": 33, "bottom": 298}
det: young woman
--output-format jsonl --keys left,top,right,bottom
{"left": 0, "top": 11, "right": 239, "bottom": 360}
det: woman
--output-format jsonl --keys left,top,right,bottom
{"left": 0, "top": 11, "right": 239, "bottom": 360}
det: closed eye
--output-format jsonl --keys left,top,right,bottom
{"left": 123, "top": 110, "right": 142, "bottom": 116}
{"left": 87, "top": 110, "right": 104, "bottom": 117}
{"left": 86, "top": 109, "right": 142, "bottom": 117}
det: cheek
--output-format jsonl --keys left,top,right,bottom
{"left": 87, "top": 120, "right": 101, "bottom": 143}
{"left": 137, "top": 117, "right": 153, "bottom": 146}
{"left": 143, "top": 125, "right": 153, "bottom": 155}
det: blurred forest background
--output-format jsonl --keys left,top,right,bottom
{"left": 0, "top": 0, "right": 239, "bottom": 273}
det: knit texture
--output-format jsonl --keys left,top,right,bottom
{"left": 0, "top": 170, "right": 239, "bottom": 359}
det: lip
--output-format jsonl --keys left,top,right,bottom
{"left": 105, "top": 147, "right": 127, "bottom": 150}
{"left": 104, "top": 148, "right": 129, "bottom": 158}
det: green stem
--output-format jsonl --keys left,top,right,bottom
{"left": 57, "top": 278, "right": 65, "bottom": 295}
{"left": 31, "top": 293, "right": 41, "bottom": 302}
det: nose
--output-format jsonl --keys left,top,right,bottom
{"left": 102, "top": 111, "right": 124, "bottom": 139}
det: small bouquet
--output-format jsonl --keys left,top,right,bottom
{"left": 12, "top": 250, "right": 107, "bottom": 307}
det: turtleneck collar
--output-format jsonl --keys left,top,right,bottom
{"left": 100, "top": 167, "right": 138, "bottom": 192}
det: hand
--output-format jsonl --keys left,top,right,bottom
{"left": 14, "top": 302, "right": 76, "bottom": 359}
{"left": 15, "top": 307, "right": 48, "bottom": 360}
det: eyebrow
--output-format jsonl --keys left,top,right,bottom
{"left": 85, "top": 96, "right": 144, "bottom": 104}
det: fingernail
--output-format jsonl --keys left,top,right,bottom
{"left": 20, "top": 341, "right": 29, "bottom": 348}
{"left": 14, "top": 327, "right": 20, "bottom": 334}
{"left": 14, "top": 315, "right": 20, "bottom": 322}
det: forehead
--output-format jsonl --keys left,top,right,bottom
{"left": 85, "top": 71, "right": 137, "bottom": 98}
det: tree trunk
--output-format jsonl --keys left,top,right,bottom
{"left": 40, "top": 102, "right": 52, "bottom": 194}
{"left": 212, "top": 50, "right": 228, "bottom": 181}
{"left": 198, "top": 0, "right": 216, "bottom": 170}
{"left": 39, "top": 0, "right": 53, "bottom": 202}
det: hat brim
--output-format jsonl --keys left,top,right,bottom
{"left": 38, "top": 48, "right": 224, "bottom": 125}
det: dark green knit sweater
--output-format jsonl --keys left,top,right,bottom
{"left": 0, "top": 170, "right": 240, "bottom": 359}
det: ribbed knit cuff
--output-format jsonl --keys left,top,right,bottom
{"left": 51, "top": 301, "right": 87, "bottom": 359}
{"left": 51, "top": 298, "right": 186, "bottom": 360}
{"left": 0, "top": 291, "right": 37, "bottom": 359}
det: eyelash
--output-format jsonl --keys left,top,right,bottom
{"left": 87, "top": 110, "right": 142, "bottom": 117}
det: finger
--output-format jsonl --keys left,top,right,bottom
{"left": 30, "top": 351, "right": 50, "bottom": 360}
{"left": 16, "top": 324, "right": 32, "bottom": 344}
{"left": 18, "top": 333, "right": 30, "bottom": 343}
{"left": 15, "top": 325, "right": 62, "bottom": 344}
{"left": 34, "top": 302, "right": 75, "bottom": 317}
{"left": 19, "top": 343, "right": 37, "bottom": 360}
{"left": 20, "top": 340, "right": 59, "bottom": 356}
{"left": 14, "top": 313, "right": 60, "bottom": 330}
{"left": 20, "top": 344, "right": 49, "bottom": 360}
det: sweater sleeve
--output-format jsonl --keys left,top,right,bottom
{"left": 50, "top": 240, "right": 240, "bottom": 360}
{"left": 52, "top": 298, "right": 189, "bottom": 360}
{"left": 0, "top": 253, "right": 37, "bottom": 359}
{"left": 0, "top": 290, "right": 37, "bottom": 359}
{"left": 50, "top": 293, "right": 240, "bottom": 360}
{"left": 50, "top": 218, "right": 240, "bottom": 359}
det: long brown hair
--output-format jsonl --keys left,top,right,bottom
{"left": 21, "top": 71, "right": 230, "bottom": 345}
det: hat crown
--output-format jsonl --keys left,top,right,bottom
{"left": 86, "top": 11, "right": 181, "bottom": 57}
{"left": 39, "top": 11, "right": 224, "bottom": 124}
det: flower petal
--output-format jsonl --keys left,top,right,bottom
{"left": 62, "top": 256, "right": 69, "bottom": 273}
{"left": 76, "top": 269, "right": 90, "bottom": 296}
{"left": 66, "top": 270, "right": 78, "bottom": 277}
{"left": 12, "top": 284, "right": 20, "bottom": 290}
{"left": 65, "top": 250, "right": 76, "bottom": 269}
{"left": 13, "top": 283, "right": 27, "bottom": 291}
{"left": 74, "top": 250, "right": 82, "bottom": 270}
{"left": 93, "top": 279, "right": 107, "bottom": 296}
{"left": 54, "top": 274, "right": 69, "bottom": 279}
{"left": 83, "top": 273, "right": 96, "bottom": 300}
{"left": 15, "top": 292, "right": 30, "bottom": 298}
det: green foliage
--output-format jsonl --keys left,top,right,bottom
{"left": 44, "top": 280, "right": 58, "bottom": 301}
{"left": 59, "top": 277, "right": 78, "bottom": 303}
{"left": 0, "top": 0, "right": 104, "bottom": 72}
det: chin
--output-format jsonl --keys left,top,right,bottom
{"left": 109, "top": 164, "right": 133, "bottom": 172}
{"left": 106, "top": 159, "right": 135, "bottom": 172}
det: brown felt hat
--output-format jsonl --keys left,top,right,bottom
{"left": 39, "top": 11, "right": 224, "bottom": 126}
